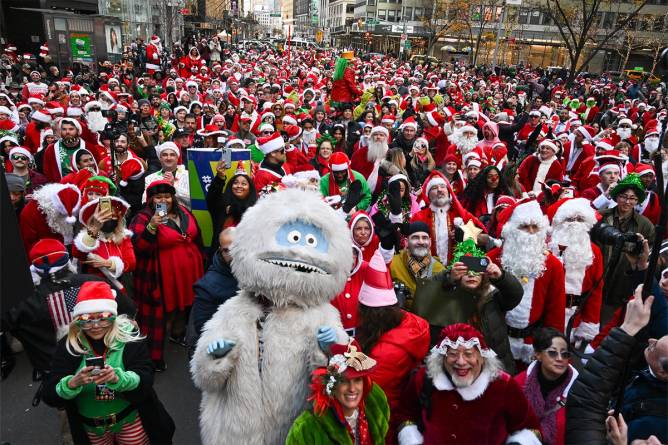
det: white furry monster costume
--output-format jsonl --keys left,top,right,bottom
{"left": 191, "top": 189, "right": 352, "bottom": 445}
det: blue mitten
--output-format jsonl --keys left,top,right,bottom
{"left": 207, "top": 339, "right": 236, "bottom": 358}
{"left": 317, "top": 326, "right": 337, "bottom": 352}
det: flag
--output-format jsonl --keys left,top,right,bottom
{"left": 46, "top": 287, "right": 79, "bottom": 333}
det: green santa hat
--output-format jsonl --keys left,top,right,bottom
{"left": 609, "top": 173, "right": 646, "bottom": 203}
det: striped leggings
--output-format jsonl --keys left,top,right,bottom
{"left": 86, "top": 416, "right": 150, "bottom": 445}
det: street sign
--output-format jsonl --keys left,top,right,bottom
{"left": 404, "top": 40, "right": 411, "bottom": 49}
{"left": 506, "top": 0, "right": 522, "bottom": 5}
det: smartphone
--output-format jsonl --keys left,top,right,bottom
{"left": 99, "top": 196, "right": 112, "bottom": 213}
{"left": 156, "top": 202, "right": 168, "bottom": 217}
{"left": 461, "top": 256, "right": 489, "bottom": 273}
{"left": 86, "top": 356, "right": 104, "bottom": 375}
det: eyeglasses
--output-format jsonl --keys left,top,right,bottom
{"left": 262, "top": 131, "right": 272, "bottom": 135}
{"left": 76, "top": 312, "right": 116, "bottom": 330}
{"left": 89, "top": 107, "right": 101, "bottom": 112}
{"left": 617, "top": 194, "right": 638, "bottom": 203}
{"left": 545, "top": 349, "right": 571, "bottom": 360}
{"left": 11, "top": 155, "right": 29, "bottom": 161}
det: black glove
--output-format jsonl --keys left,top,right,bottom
{"left": 342, "top": 180, "right": 363, "bottom": 214}
{"left": 372, "top": 212, "right": 397, "bottom": 250}
{"left": 387, "top": 180, "right": 402, "bottom": 215}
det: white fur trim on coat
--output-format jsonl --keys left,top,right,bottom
{"left": 574, "top": 321, "right": 599, "bottom": 341}
{"left": 108, "top": 256, "right": 125, "bottom": 278}
{"left": 425, "top": 350, "right": 502, "bottom": 401}
{"left": 506, "top": 428, "right": 542, "bottom": 445}
{"left": 398, "top": 424, "right": 423, "bottom": 445}
{"left": 73, "top": 230, "right": 100, "bottom": 253}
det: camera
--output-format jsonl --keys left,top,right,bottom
{"left": 590, "top": 222, "right": 643, "bottom": 255}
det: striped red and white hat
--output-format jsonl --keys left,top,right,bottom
{"left": 257, "top": 132, "right": 285, "bottom": 155}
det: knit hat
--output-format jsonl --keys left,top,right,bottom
{"left": 358, "top": 250, "right": 397, "bottom": 307}
{"left": 119, "top": 158, "right": 146, "bottom": 187}
{"left": 609, "top": 173, "right": 646, "bottom": 202}
{"left": 156, "top": 141, "right": 180, "bottom": 158}
{"left": 257, "top": 132, "right": 285, "bottom": 154}
{"left": 82, "top": 175, "right": 117, "bottom": 197}
{"left": 408, "top": 221, "right": 430, "bottom": 236}
{"left": 29, "top": 239, "right": 69, "bottom": 271}
{"left": 52, "top": 184, "right": 81, "bottom": 224}
{"left": 5, "top": 173, "right": 25, "bottom": 193}
{"left": 72, "top": 281, "right": 118, "bottom": 318}
{"left": 432, "top": 323, "right": 496, "bottom": 358}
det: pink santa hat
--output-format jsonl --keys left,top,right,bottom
{"left": 358, "top": 250, "right": 397, "bottom": 307}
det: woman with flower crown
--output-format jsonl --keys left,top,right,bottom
{"left": 286, "top": 339, "right": 390, "bottom": 445}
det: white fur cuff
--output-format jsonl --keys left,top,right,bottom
{"left": 379, "top": 245, "right": 395, "bottom": 264}
{"left": 389, "top": 212, "right": 403, "bottom": 224}
{"left": 506, "top": 428, "right": 541, "bottom": 445}
{"left": 108, "top": 256, "right": 125, "bottom": 278}
{"left": 73, "top": 230, "right": 100, "bottom": 253}
{"left": 398, "top": 424, "right": 424, "bottom": 445}
{"left": 575, "top": 321, "right": 599, "bottom": 341}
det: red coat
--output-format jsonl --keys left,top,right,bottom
{"left": 561, "top": 142, "right": 594, "bottom": 178}
{"left": 350, "top": 145, "right": 386, "bottom": 194}
{"left": 369, "top": 311, "right": 429, "bottom": 444}
{"left": 23, "top": 121, "right": 44, "bottom": 154}
{"left": 423, "top": 126, "right": 450, "bottom": 167}
{"left": 637, "top": 191, "right": 662, "bottom": 225}
{"left": 20, "top": 199, "right": 69, "bottom": 252}
{"left": 571, "top": 156, "right": 598, "bottom": 191}
{"left": 253, "top": 163, "right": 292, "bottom": 195}
{"left": 146, "top": 43, "right": 162, "bottom": 72}
{"left": 330, "top": 67, "right": 361, "bottom": 104}
{"left": 72, "top": 230, "right": 136, "bottom": 279}
{"left": 518, "top": 155, "right": 564, "bottom": 192}
{"left": 330, "top": 262, "right": 366, "bottom": 331}
{"left": 396, "top": 364, "right": 541, "bottom": 445}
{"left": 445, "top": 144, "right": 483, "bottom": 170}
{"left": 488, "top": 248, "right": 566, "bottom": 361}
{"left": 517, "top": 123, "right": 538, "bottom": 141}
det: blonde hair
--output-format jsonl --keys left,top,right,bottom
{"left": 65, "top": 315, "right": 144, "bottom": 356}
{"left": 410, "top": 147, "right": 435, "bottom": 172}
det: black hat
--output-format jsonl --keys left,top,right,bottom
{"left": 408, "top": 221, "right": 430, "bottom": 236}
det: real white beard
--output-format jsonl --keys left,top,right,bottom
{"left": 458, "top": 136, "right": 478, "bottom": 154}
{"left": 409, "top": 246, "right": 430, "bottom": 258}
{"left": 367, "top": 139, "right": 388, "bottom": 163}
{"left": 449, "top": 128, "right": 463, "bottom": 146}
{"left": 86, "top": 111, "right": 107, "bottom": 133}
{"left": 501, "top": 228, "right": 548, "bottom": 278}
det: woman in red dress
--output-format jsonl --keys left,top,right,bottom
{"left": 129, "top": 180, "right": 204, "bottom": 371}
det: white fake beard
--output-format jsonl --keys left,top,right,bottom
{"left": 458, "top": 136, "right": 478, "bottom": 154}
{"left": 501, "top": 228, "right": 547, "bottom": 278}
{"left": 552, "top": 222, "right": 594, "bottom": 270}
{"left": 86, "top": 111, "right": 107, "bottom": 133}
{"left": 645, "top": 137, "right": 659, "bottom": 153}
{"left": 448, "top": 127, "right": 463, "bottom": 146}
{"left": 301, "top": 129, "right": 317, "bottom": 145}
{"left": 617, "top": 128, "right": 631, "bottom": 140}
{"left": 367, "top": 139, "right": 388, "bottom": 163}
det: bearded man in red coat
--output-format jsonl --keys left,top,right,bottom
{"left": 42, "top": 118, "right": 91, "bottom": 182}
{"left": 351, "top": 126, "right": 389, "bottom": 193}
{"left": 487, "top": 199, "right": 566, "bottom": 364}
{"left": 561, "top": 125, "right": 595, "bottom": 180}
{"left": 547, "top": 198, "right": 603, "bottom": 346}
{"left": 517, "top": 139, "right": 564, "bottom": 194}
{"left": 410, "top": 171, "right": 484, "bottom": 264}
{"left": 396, "top": 323, "right": 542, "bottom": 445}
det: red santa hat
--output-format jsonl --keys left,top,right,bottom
{"left": 51, "top": 184, "right": 82, "bottom": 224}
{"left": 497, "top": 198, "right": 547, "bottom": 237}
{"left": 78, "top": 196, "right": 130, "bottom": 226}
{"left": 284, "top": 124, "right": 303, "bottom": 141}
{"left": 539, "top": 139, "right": 561, "bottom": 155}
{"left": 8, "top": 146, "right": 34, "bottom": 162}
{"left": 257, "top": 132, "right": 285, "bottom": 155}
{"left": 31, "top": 108, "right": 51, "bottom": 123}
{"left": 119, "top": 158, "right": 146, "bottom": 187}
{"left": 576, "top": 125, "right": 596, "bottom": 142}
{"left": 432, "top": 323, "right": 495, "bottom": 358}
{"left": 358, "top": 250, "right": 397, "bottom": 307}
{"left": 197, "top": 124, "right": 225, "bottom": 138}
{"left": 381, "top": 114, "right": 395, "bottom": 125}
{"left": 45, "top": 101, "right": 64, "bottom": 116}
{"left": 150, "top": 35, "right": 160, "bottom": 45}
{"left": 329, "top": 151, "right": 352, "bottom": 175}
{"left": 645, "top": 123, "right": 660, "bottom": 137}
{"left": 546, "top": 197, "right": 599, "bottom": 228}
{"left": 426, "top": 111, "right": 446, "bottom": 127}
{"left": 72, "top": 281, "right": 118, "bottom": 318}
{"left": 0, "top": 119, "right": 19, "bottom": 133}
{"left": 400, "top": 116, "right": 418, "bottom": 130}
{"left": 461, "top": 125, "right": 477, "bottom": 136}
{"left": 29, "top": 239, "right": 70, "bottom": 272}
{"left": 595, "top": 138, "right": 614, "bottom": 151}
{"left": 422, "top": 170, "right": 448, "bottom": 199}
{"left": 370, "top": 126, "right": 389, "bottom": 137}
{"left": 634, "top": 163, "right": 655, "bottom": 177}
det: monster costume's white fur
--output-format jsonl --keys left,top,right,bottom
{"left": 191, "top": 189, "right": 352, "bottom": 445}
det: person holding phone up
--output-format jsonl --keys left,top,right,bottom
{"left": 42, "top": 281, "right": 175, "bottom": 444}
{"left": 129, "top": 180, "right": 204, "bottom": 372}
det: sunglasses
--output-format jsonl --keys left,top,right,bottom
{"left": 76, "top": 312, "right": 116, "bottom": 330}
{"left": 545, "top": 349, "right": 571, "bottom": 360}
{"left": 262, "top": 131, "right": 272, "bottom": 135}
{"left": 11, "top": 155, "right": 29, "bottom": 161}
{"left": 89, "top": 107, "right": 101, "bottom": 112}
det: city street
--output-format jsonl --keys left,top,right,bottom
{"left": 0, "top": 342, "right": 201, "bottom": 444}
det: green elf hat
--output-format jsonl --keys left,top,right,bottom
{"left": 569, "top": 98, "right": 580, "bottom": 110}
{"left": 449, "top": 238, "right": 486, "bottom": 270}
{"left": 609, "top": 173, "right": 646, "bottom": 203}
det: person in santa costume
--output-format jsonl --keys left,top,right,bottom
{"left": 72, "top": 196, "right": 136, "bottom": 280}
{"left": 351, "top": 126, "right": 391, "bottom": 194}
{"left": 518, "top": 139, "right": 564, "bottom": 194}
{"left": 145, "top": 35, "right": 163, "bottom": 75}
{"left": 23, "top": 107, "right": 52, "bottom": 153}
{"left": 319, "top": 152, "right": 372, "bottom": 213}
{"left": 562, "top": 125, "right": 595, "bottom": 180}
{"left": 487, "top": 199, "right": 566, "bottom": 364}
{"left": 580, "top": 160, "right": 622, "bottom": 210}
{"left": 445, "top": 124, "right": 482, "bottom": 169}
{"left": 546, "top": 198, "right": 603, "bottom": 346}
{"left": 42, "top": 117, "right": 90, "bottom": 182}
{"left": 634, "top": 163, "right": 662, "bottom": 224}
{"left": 396, "top": 323, "right": 542, "bottom": 445}
{"left": 410, "top": 170, "right": 484, "bottom": 264}
{"left": 477, "top": 121, "right": 508, "bottom": 169}
{"left": 19, "top": 183, "right": 81, "bottom": 253}
{"left": 330, "top": 245, "right": 366, "bottom": 334}
{"left": 330, "top": 52, "right": 362, "bottom": 111}
{"left": 516, "top": 110, "right": 543, "bottom": 142}
{"left": 253, "top": 131, "right": 293, "bottom": 194}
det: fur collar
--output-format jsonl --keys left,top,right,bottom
{"left": 426, "top": 350, "right": 502, "bottom": 401}
{"left": 98, "top": 228, "right": 132, "bottom": 245}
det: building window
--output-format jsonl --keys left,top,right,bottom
{"left": 518, "top": 9, "right": 528, "bottom": 24}
{"left": 368, "top": 0, "right": 376, "bottom": 5}
{"left": 388, "top": 9, "right": 396, "bottom": 21}
{"left": 529, "top": 10, "right": 541, "bottom": 25}
{"left": 414, "top": 7, "right": 423, "bottom": 19}
{"left": 378, "top": 9, "right": 386, "bottom": 19}
{"left": 403, "top": 6, "right": 412, "bottom": 20}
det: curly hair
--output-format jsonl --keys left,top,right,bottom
{"left": 461, "top": 165, "right": 510, "bottom": 213}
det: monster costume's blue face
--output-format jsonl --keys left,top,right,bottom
{"left": 275, "top": 221, "right": 329, "bottom": 254}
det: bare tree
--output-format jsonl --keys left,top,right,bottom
{"left": 541, "top": 0, "right": 650, "bottom": 84}
{"left": 422, "top": 0, "right": 475, "bottom": 56}
{"left": 646, "top": 16, "right": 668, "bottom": 76}
{"left": 470, "top": 1, "right": 502, "bottom": 65}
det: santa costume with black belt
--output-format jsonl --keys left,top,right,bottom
{"left": 487, "top": 199, "right": 566, "bottom": 364}
{"left": 350, "top": 126, "right": 389, "bottom": 193}
{"left": 547, "top": 198, "right": 603, "bottom": 345}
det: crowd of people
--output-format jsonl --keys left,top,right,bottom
{"left": 0, "top": 33, "right": 667, "bottom": 444}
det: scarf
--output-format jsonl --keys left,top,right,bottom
{"left": 328, "top": 172, "right": 351, "bottom": 198}
{"left": 407, "top": 254, "right": 432, "bottom": 278}
{"left": 524, "top": 364, "right": 572, "bottom": 445}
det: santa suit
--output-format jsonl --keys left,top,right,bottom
{"left": 581, "top": 184, "right": 616, "bottom": 210}
{"left": 488, "top": 248, "right": 566, "bottom": 363}
{"left": 517, "top": 154, "right": 564, "bottom": 193}
{"left": 42, "top": 140, "right": 89, "bottom": 183}
{"left": 350, "top": 145, "right": 385, "bottom": 193}
{"left": 146, "top": 43, "right": 162, "bottom": 74}
{"left": 23, "top": 121, "right": 47, "bottom": 153}
{"left": 396, "top": 360, "right": 541, "bottom": 445}
{"left": 636, "top": 190, "right": 662, "bottom": 224}
{"left": 20, "top": 189, "right": 77, "bottom": 252}
{"left": 561, "top": 142, "right": 594, "bottom": 179}
{"left": 445, "top": 144, "right": 483, "bottom": 170}
{"left": 516, "top": 123, "right": 538, "bottom": 142}
{"left": 72, "top": 229, "right": 136, "bottom": 279}
{"left": 422, "top": 126, "right": 450, "bottom": 167}
{"left": 581, "top": 105, "right": 599, "bottom": 124}
{"left": 253, "top": 161, "right": 292, "bottom": 194}
{"left": 284, "top": 146, "right": 314, "bottom": 174}
{"left": 330, "top": 257, "right": 366, "bottom": 333}
{"left": 551, "top": 242, "right": 603, "bottom": 342}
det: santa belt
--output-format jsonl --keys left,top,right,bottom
{"left": 566, "top": 293, "right": 584, "bottom": 308}
{"left": 507, "top": 321, "right": 541, "bottom": 338}
{"left": 80, "top": 405, "right": 135, "bottom": 428}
